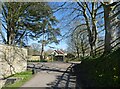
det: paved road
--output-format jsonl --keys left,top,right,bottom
{"left": 20, "top": 62, "right": 77, "bottom": 88}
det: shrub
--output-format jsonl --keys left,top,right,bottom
{"left": 66, "top": 53, "right": 75, "bottom": 58}
{"left": 40, "top": 60, "right": 47, "bottom": 62}
{"left": 27, "top": 60, "right": 40, "bottom": 62}
{"left": 75, "top": 48, "right": 120, "bottom": 87}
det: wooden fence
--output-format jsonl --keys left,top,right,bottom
{"left": 85, "top": 36, "right": 120, "bottom": 56}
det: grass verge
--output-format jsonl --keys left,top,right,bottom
{"left": 2, "top": 70, "right": 33, "bottom": 89}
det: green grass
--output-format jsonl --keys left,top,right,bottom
{"left": 2, "top": 70, "right": 33, "bottom": 89}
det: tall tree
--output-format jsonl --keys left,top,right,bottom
{"left": 76, "top": 2, "right": 102, "bottom": 56}
{"left": 1, "top": 2, "right": 60, "bottom": 46}
{"left": 50, "top": 2, "right": 120, "bottom": 57}
{"left": 101, "top": 2, "right": 120, "bottom": 53}
{"left": 38, "top": 17, "right": 60, "bottom": 60}
{"left": 67, "top": 25, "right": 88, "bottom": 58}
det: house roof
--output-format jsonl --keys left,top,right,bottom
{"left": 54, "top": 50, "right": 64, "bottom": 54}
{"left": 50, "top": 49, "right": 67, "bottom": 56}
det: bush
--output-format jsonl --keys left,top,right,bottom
{"left": 27, "top": 60, "right": 40, "bottom": 62}
{"left": 66, "top": 53, "right": 75, "bottom": 59}
{"left": 75, "top": 48, "right": 120, "bottom": 87}
{"left": 40, "top": 60, "right": 47, "bottom": 62}
{"left": 64, "top": 58, "right": 69, "bottom": 63}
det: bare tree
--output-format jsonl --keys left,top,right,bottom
{"left": 76, "top": 2, "right": 102, "bottom": 56}
{"left": 67, "top": 25, "right": 88, "bottom": 58}
{"left": 31, "top": 43, "right": 41, "bottom": 52}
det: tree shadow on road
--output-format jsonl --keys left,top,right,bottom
{"left": 46, "top": 64, "right": 80, "bottom": 89}
{"left": 27, "top": 63, "right": 82, "bottom": 89}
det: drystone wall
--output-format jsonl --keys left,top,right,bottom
{"left": 0, "top": 44, "right": 27, "bottom": 79}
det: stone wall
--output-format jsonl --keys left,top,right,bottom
{"left": 0, "top": 44, "right": 27, "bottom": 79}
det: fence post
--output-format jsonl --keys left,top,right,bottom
{"left": 32, "top": 64, "right": 36, "bottom": 74}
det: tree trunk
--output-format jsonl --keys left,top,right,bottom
{"left": 91, "top": 3, "right": 97, "bottom": 56}
{"left": 40, "top": 29, "right": 45, "bottom": 61}
{"left": 76, "top": 47, "right": 80, "bottom": 58}
{"left": 40, "top": 43, "right": 44, "bottom": 60}
{"left": 90, "top": 43, "right": 94, "bottom": 56}
{"left": 83, "top": 9, "right": 95, "bottom": 56}
{"left": 104, "top": 5, "right": 112, "bottom": 54}
{"left": 6, "top": 31, "right": 13, "bottom": 45}
{"left": 6, "top": 23, "right": 15, "bottom": 45}
{"left": 6, "top": 31, "right": 10, "bottom": 44}
{"left": 81, "top": 45, "right": 85, "bottom": 57}
{"left": 9, "top": 34, "right": 13, "bottom": 45}
{"left": 8, "top": 32, "right": 14, "bottom": 45}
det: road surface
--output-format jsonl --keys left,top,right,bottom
{"left": 20, "top": 62, "right": 78, "bottom": 88}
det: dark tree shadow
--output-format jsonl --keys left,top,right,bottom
{"left": 27, "top": 63, "right": 83, "bottom": 89}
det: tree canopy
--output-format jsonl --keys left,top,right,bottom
{"left": 0, "top": 2, "right": 60, "bottom": 46}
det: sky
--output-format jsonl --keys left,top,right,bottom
{"left": 0, "top": 2, "right": 106, "bottom": 51}
{"left": 0, "top": 2, "right": 69, "bottom": 51}
{"left": 29, "top": 37, "right": 68, "bottom": 51}
{"left": 29, "top": 2, "right": 73, "bottom": 51}
{"left": 29, "top": 3, "right": 69, "bottom": 51}
{"left": 43, "top": 2, "right": 105, "bottom": 51}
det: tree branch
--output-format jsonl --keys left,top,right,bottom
{"left": 85, "top": 2, "right": 92, "bottom": 16}
{"left": 110, "top": 11, "right": 120, "bottom": 20}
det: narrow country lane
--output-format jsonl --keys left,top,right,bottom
{"left": 19, "top": 62, "right": 80, "bottom": 88}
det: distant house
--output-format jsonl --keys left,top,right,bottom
{"left": 50, "top": 50, "right": 67, "bottom": 61}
